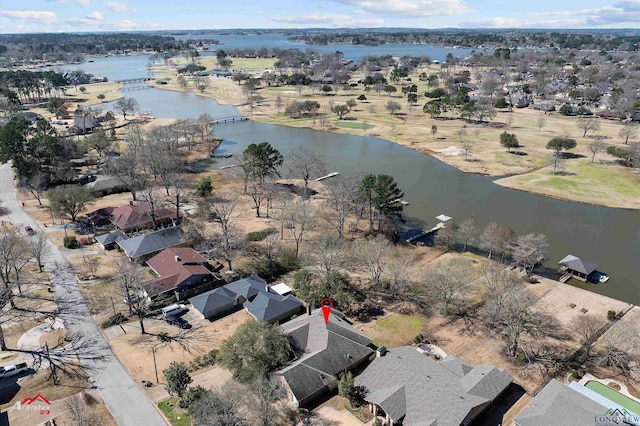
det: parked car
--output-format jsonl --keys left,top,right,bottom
{"left": 123, "top": 292, "right": 143, "bottom": 305}
{"left": 165, "top": 316, "right": 192, "bottom": 329}
{"left": 0, "top": 363, "right": 28, "bottom": 379}
{"left": 161, "top": 303, "right": 187, "bottom": 318}
{"left": 24, "top": 226, "right": 35, "bottom": 235}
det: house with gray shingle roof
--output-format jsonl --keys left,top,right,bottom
{"left": 558, "top": 254, "right": 599, "bottom": 282}
{"left": 116, "top": 226, "right": 185, "bottom": 260}
{"left": 188, "top": 275, "right": 304, "bottom": 323}
{"left": 274, "top": 310, "right": 375, "bottom": 407}
{"left": 514, "top": 379, "right": 607, "bottom": 426}
{"left": 355, "top": 346, "right": 512, "bottom": 425}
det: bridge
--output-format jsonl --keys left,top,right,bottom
{"left": 121, "top": 85, "right": 150, "bottom": 92}
{"left": 115, "top": 77, "right": 149, "bottom": 84}
{"left": 210, "top": 116, "right": 250, "bottom": 125}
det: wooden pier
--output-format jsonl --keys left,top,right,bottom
{"left": 406, "top": 214, "right": 451, "bottom": 243}
{"left": 315, "top": 172, "right": 339, "bottom": 182}
{"left": 121, "top": 85, "right": 150, "bottom": 92}
{"left": 210, "top": 116, "right": 250, "bottom": 125}
{"left": 115, "top": 77, "right": 149, "bottom": 84}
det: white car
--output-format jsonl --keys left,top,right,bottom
{"left": 162, "top": 303, "right": 187, "bottom": 318}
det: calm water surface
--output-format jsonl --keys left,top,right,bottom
{"left": 91, "top": 45, "right": 639, "bottom": 305}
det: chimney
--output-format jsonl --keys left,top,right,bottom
{"left": 376, "top": 346, "right": 387, "bottom": 358}
{"left": 307, "top": 304, "right": 312, "bottom": 316}
{"left": 175, "top": 255, "right": 181, "bottom": 262}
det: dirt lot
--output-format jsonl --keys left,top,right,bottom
{"left": 108, "top": 309, "right": 250, "bottom": 385}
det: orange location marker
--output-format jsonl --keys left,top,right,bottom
{"left": 320, "top": 298, "right": 332, "bottom": 325}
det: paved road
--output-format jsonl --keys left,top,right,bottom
{"left": 0, "top": 163, "right": 166, "bottom": 426}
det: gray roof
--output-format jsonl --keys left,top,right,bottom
{"left": 95, "top": 230, "right": 127, "bottom": 246}
{"left": 116, "top": 226, "right": 184, "bottom": 259}
{"left": 514, "top": 379, "right": 607, "bottom": 426}
{"left": 275, "top": 311, "right": 374, "bottom": 405}
{"left": 188, "top": 275, "right": 303, "bottom": 323}
{"left": 85, "top": 175, "right": 129, "bottom": 193}
{"left": 189, "top": 286, "right": 236, "bottom": 315}
{"left": 355, "top": 346, "right": 512, "bottom": 425}
{"left": 559, "top": 254, "right": 598, "bottom": 275}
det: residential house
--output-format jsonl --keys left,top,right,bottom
{"left": 355, "top": 346, "right": 512, "bottom": 425}
{"left": 95, "top": 110, "right": 115, "bottom": 123}
{"left": 110, "top": 202, "right": 181, "bottom": 232}
{"left": 274, "top": 310, "right": 375, "bottom": 407}
{"left": 95, "top": 230, "right": 127, "bottom": 250}
{"left": 189, "top": 275, "right": 304, "bottom": 323}
{"left": 72, "top": 114, "right": 99, "bottom": 133}
{"left": 513, "top": 379, "right": 611, "bottom": 426}
{"left": 84, "top": 175, "right": 130, "bottom": 196}
{"left": 14, "top": 111, "right": 44, "bottom": 122}
{"left": 142, "top": 247, "right": 224, "bottom": 301}
{"left": 510, "top": 92, "right": 533, "bottom": 108}
{"left": 116, "top": 226, "right": 185, "bottom": 260}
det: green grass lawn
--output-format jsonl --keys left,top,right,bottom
{"left": 230, "top": 58, "right": 277, "bottom": 70}
{"left": 366, "top": 314, "right": 426, "bottom": 347}
{"left": 334, "top": 121, "right": 376, "bottom": 130}
{"left": 158, "top": 397, "right": 191, "bottom": 426}
{"left": 585, "top": 381, "right": 640, "bottom": 415}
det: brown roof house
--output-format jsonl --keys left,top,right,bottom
{"left": 355, "top": 346, "right": 512, "bottom": 426}
{"left": 142, "top": 247, "right": 224, "bottom": 301}
{"left": 274, "top": 310, "right": 375, "bottom": 407}
{"left": 110, "top": 202, "right": 182, "bottom": 232}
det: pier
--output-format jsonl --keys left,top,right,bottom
{"left": 406, "top": 214, "right": 451, "bottom": 243}
{"left": 315, "top": 172, "right": 340, "bottom": 182}
{"left": 121, "top": 85, "right": 150, "bottom": 92}
{"left": 115, "top": 77, "right": 149, "bottom": 84}
{"left": 210, "top": 116, "right": 250, "bottom": 125}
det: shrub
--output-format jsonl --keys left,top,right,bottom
{"left": 63, "top": 236, "right": 80, "bottom": 249}
{"left": 413, "top": 334, "right": 424, "bottom": 344}
{"left": 246, "top": 227, "right": 277, "bottom": 242}
{"left": 101, "top": 312, "right": 126, "bottom": 328}
{"left": 607, "top": 310, "right": 617, "bottom": 320}
{"left": 571, "top": 370, "right": 580, "bottom": 379}
{"left": 188, "top": 349, "right": 220, "bottom": 372}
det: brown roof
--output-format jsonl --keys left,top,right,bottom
{"left": 144, "top": 248, "right": 213, "bottom": 294}
{"left": 110, "top": 203, "right": 181, "bottom": 231}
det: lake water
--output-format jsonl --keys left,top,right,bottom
{"left": 90, "top": 41, "right": 640, "bottom": 305}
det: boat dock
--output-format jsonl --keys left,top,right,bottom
{"left": 406, "top": 214, "right": 451, "bottom": 243}
{"left": 210, "top": 116, "right": 250, "bottom": 125}
{"left": 315, "top": 172, "right": 340, "bottom": 182}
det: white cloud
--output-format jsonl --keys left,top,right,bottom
{"left": 271, "top": 13, "right": 384, "bottom": 27}
{"left": 328, "top": 0, "right": 473, "bottom": 18}
{"left": 66, "top": 10, "right": 103, "bottom": 26}
{"left": 106, "top": 2, "right": 134, "bottom": 12}
{"left": 86, "top": 11, "right": 103, "bottom": 21}
{"left": 462, "top": 0, "right": 640, "bottom": 28}
{"left": 0, "top": 10, "right": 59, "bottom": 25}
{"left": 110, "top": 19, "right": 137, "bottom": 30}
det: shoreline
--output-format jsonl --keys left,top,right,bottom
{"left": 144, "top": 71, "right": 640, "bottom": 211}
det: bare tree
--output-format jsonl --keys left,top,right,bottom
{"left": 537, "top": 117, "right": 546, "bottom": 132}
{"left": 309, "top": 235, "right": 347, "bottom": 278}
{"left": 492, "top": 288, "right": 540, "bottom": 357}
{"left": 619, "top": 123, "right": 638, "bottom": 145}
{"left": 0, "top": 227, "right": 31, "bottom": 293}
{"left": 480, "top": 263, "right": 522, "bottom": 323}
{"left": 480, "top": 222, "right": 501, "bottom": 259}
{"left": 284, "top": 200, "right": 315, "bottom": 257}
{"left": 424, "top": 258, "right": 471, "bottom": 315}
{"left": 577, "top": 116, "right": 601, "bottom": 137}
{"left": 353, "top": 235, "right": 390, "bottom": 287}
{"left": 209, "top": 192, "right": 239, "bottom": 270}
{"left": 19, "top": 173, "right": 46, "bottom": 206}
{"left": 588, "top": 138, "right": 607, "bottom": 163}
{"left": 323, "top": 173, "right": 360, "bottom": 239}
{"left": 456, "top": 216, "right": 476, "bottom": 251}
{"left": 64, "top": 394, "right": 103, "bottom": 426}
{"left": 570, "top": 314, "right": 606, "bottom": 357}
{"left": 113, "top": 258, "right": 149, "bottom": 334}
{"left": 511, "top": 233, "right": 547, "bottom": 273}
{"left": 287, "top": 147, "right": 327, "bottom": 193}
{"left": 138, "top": 183, "right": 161, "bottom": 229}
{"left": 28, "top": 232, "right": 49, "bottom": 273}
{"left": 598, "top": 323, "right": 640, "bottom": 378}
{"left": 385, "top": 247, "right": 416, "bottom": 298}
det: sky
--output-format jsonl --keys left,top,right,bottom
{"left": 0, "top": 0, "right": 639, "bottom": 33}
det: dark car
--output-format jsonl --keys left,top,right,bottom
{"left": 24, "top": 226, "right": 35, "bottom": 235}
{"left": 165, "top": 316, "right": 192, "bottom": 329}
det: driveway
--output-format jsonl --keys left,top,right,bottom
{"left": 0, "top": 162, "right": 166, "bottom": 426}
